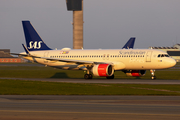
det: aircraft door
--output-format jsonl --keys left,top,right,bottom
{"left": 103, "top": 54, "right": 106, "bottom": 60}
{"left": 44, "top": 52, "right": 49, "bottom": 63}
{"left": 103, "top": 54, "right": 109, "bottom": 60}
{"left": 107, "top": 54, "right": 109, "bottom": 60}
{"left": 146, "top": 51, "right": 152, "bottom": 62}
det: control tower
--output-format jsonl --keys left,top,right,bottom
{"left": 66, "top": 0, "right": 83, "bottom": 49}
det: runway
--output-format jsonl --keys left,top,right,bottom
{"left": 0, "top": 95, "right": 180, "bottom": 120}
{"left": 1, "top": 78, "right": 180, "bottom": 119}
{"left": 1, "top": 77, "right": 180, "bottom": 84}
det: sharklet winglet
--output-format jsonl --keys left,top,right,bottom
{"left": 22, "top": 44, "right": 30, "bottom": 55}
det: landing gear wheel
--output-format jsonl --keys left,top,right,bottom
{"left": 84, "top": 74, "right": 93, "bottom": 79}
{"left": 106, "top": 74, "right": 114, "bottom": 79}
{"left": 88, "top": 74, "right": 93, "bottom": 79}
{"left": 84, "top": 74, "right": 89, "bottom": 79}
{"left": 151, "top": 76, "right": 156, "bottom": 80}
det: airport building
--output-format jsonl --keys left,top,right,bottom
{"left": 149, "top": 44, "right": 180, "bottom": 62}
{"left": 0, "top": 49, "right": 25, "bottom": 63}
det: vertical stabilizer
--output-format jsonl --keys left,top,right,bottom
{"left": 122, "top": 37, "right": 135, "bottom": 49}
{"left": 22, "top": 21, "right": 52, "bottom": 51}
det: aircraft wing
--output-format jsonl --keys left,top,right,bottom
{"left": 11, "top": 53, "right": 106, "bottom": 65}
{"left": 10, "top": 53, "right": 41, "bottom": 58}
{"left": 44, "top": 57, "right": 106, "bottom": 65}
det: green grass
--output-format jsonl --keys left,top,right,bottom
{"left": 0, "top": 66, "right": 85, "bottom": 78}
{"left": 0, "top": 79, "right": 180, "bottom": 95}
{"left": 0, "top": 65, "right": 180, "bottom": 79}
{"left": 0, "top": 63, "right": 180, "bottom": 95}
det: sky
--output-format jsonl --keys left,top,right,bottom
{"left": 0, "top": 0, "right": 180, "bottom": 53}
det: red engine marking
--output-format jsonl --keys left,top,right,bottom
{"left": 131, "top": 70, "right": 141, "bottom": 77}
{"left": 98, "top": 64, "right": 109, "bottom": 77}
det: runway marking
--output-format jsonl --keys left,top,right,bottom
{"left": 130, "top": 87, "right": 180, "bottom": 93}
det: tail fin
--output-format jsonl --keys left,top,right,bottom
{"left": 22, "top": 21, "right": 52, "bottom": 51}
{"left": 122, "top": 37, "right": 135, "bottom": 49}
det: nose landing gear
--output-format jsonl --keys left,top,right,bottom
{"left": 150, "top": 69, "right": 156, "bottom": 80}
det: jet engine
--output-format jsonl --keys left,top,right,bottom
{"left": 91, "top": 64, "right": 114, "bottom": 77}
{"left": 124, "top": 70, "right": 146, "bottom": 77}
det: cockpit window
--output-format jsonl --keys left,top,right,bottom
{"left": 165, "top": 54, "right": 169, "bottom": 57}
{"left": 157, "top": 54, "right": 169, "bottom": 57}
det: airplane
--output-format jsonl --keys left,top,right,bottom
{"left": 122, "top": 37, "right": 135, "bottom": 49}
{"left": 11, "top": 21, "right": 176, "bottom": 80}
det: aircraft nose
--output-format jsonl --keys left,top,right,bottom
{"left": 169, "top": 58, "right": 176, "bottom": 67}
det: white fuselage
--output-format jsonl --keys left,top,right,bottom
{"left": 21, "top": 49, "right": 176, "bottom": 70}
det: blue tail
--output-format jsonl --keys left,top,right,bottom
{"left": 22, "top": 21, "right": 52, "bottom": 51}
{"left": 122, "top": 37, "right": 135, "bottom": 49}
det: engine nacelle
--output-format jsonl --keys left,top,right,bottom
{"left": 91, "top": 64, "right": 114, "bottom": 77}
{"left": 125, "top": 70, "right": 146, "bottom": 77}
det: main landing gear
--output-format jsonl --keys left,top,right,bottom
{"left": 84, "top": 74, "right": 93, "bottom": 79}
{"left": 84, "top": 70, "right": 93, "bottom": 79}
{"left": 84, "top": 70, "right": 115, "bottom": 79}
{"left": 150, "top": 69, "right": 156, "bottom": 80}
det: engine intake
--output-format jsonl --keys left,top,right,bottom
{"left": 91, "top": 64, "right": 114, "bottom": 77}
{"left": 125, "top": 70, "right": 146, "bottom": 77}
